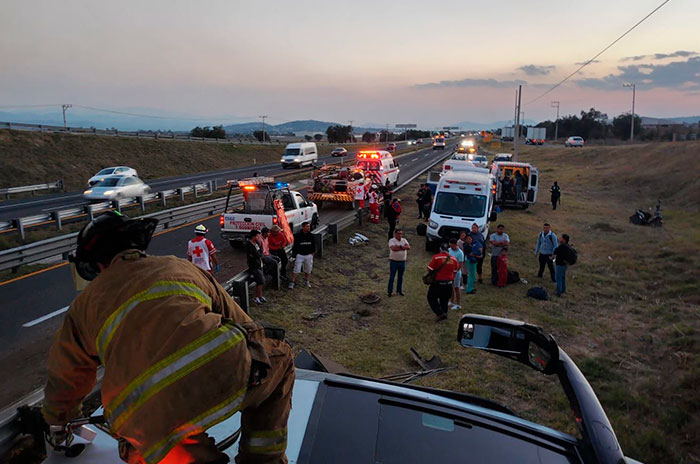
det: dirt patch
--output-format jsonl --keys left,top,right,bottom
{"left": 590, "top": 222, "right": 625, "bottom": 233}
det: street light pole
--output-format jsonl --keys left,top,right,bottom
{"left": 62, "top": 104, "right": 72, "bottom": 129}
{"left": 259, "top": 115, "right": 267, "bottom": 143}
{"left": 551, "top": 101, "right": 560, "bottom": 141}
{"left": 623, "top": 83, "right": 636, "bottom": 141}
{"left": 514, "top": 85, "right": 521, "bottom": 161}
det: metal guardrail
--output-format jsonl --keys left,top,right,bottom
{"left": 0, "top": 180, "right": 63, "bottom": 200}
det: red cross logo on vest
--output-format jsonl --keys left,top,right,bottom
{"left": 192, "top": 246, "right": 204, "bottom": 258}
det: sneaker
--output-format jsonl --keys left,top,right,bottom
{"left": 435, "top": 313, "right": 448, "bottom": 322}
{"left": 253, "top": 297, "right": 263, "bottom": 305}
{"left": 398, "top": 291, "right": 405, "bottom": 296}
{"left": 288, "top": 282, "right": 295, "bottom": 289}
{"left": 451, "top": 304, "right": 462, "bottom": 311}
{"left": 305, "top": 280, "right": 312, "bottom": 288}
{"left": 388, "top": 292, "right": 392, "bottom": 298}
{"left": 259, "top": 296, "right": 268, "bottom": 303}
{"left": 466, "top": 290, "right": 476, "bottom": 295}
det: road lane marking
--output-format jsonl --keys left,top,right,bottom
{"left": 424, "top": 153, "right": 430, "bottom": 157}
{"left": 411, "top": 158, "right": 418, "bottom": 161}
{"left": 23, "top": 306, "right": 69, "bottom": 327}
{"left": 0, "top": 262, "right": 69, "bottom": 287}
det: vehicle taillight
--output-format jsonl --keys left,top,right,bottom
{"left": 272, "top": 216, "right": 278, "bottom": 224}
{"left": 219, "top": 215, "right": 224, "bottom": 227}
{"left": 445, "top": 165, "right": 451, "bottom": 170}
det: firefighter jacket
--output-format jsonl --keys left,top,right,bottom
{"left": 43, "top": 250, "right": 254, "bottom": 464}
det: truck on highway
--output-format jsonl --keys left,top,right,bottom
{"left": 525, "top": 127, "right": 546, "bottom": 145}
{"left": 306, "top": 164, "right": 369, "bottom": 209}
{"left": 220, "top": 177, "right": 318, "bottom": 247}
{"left": 491, "top": 161, "right": 539, "bottom": 208}
{"left": 425, "top": 166, "right": 497, "bottom": 250}
{"left": 432, "top": 135, "right": 446, "bottom": 150}
{"left": 501, "top": 126, "right": 515, "bottom": 141}
{"left": 280, "top": 142, "right": 318, "bottom": 168}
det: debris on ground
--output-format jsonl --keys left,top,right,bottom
{"left": 410, "top": 347, "right": 441, "bottom": 370}
{"left": 380, "top": 366, "right": 457, "bottom": 384}
{"left": 302, "top": 311, "right": 329, "bottom": 321}
{"left": 348, "top": 232, "right": 370, "bottom": 246}
{"left": 360, "top": 293, "right": 381, "bottom": 304}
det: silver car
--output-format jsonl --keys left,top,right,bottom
{"left": 87, "top": 166, "right": 138, "bottom": 186}
{"left": 83, "top": 175, "right": 150, "bottom": 201}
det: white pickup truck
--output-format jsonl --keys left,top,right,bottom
{"left": 220, "top": 178, "right": 319, "bottom": 247}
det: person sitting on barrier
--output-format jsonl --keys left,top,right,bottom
{"left": 43, "top": 211, "right": 294, "bottom": 464}
{"left": 247, "top": 229, "right": 267, "bottom": 304}
{"left": 268, "top": 224, "right": 290, "bottom": 280}
{"left": 258, "top": 227, "right": 281, "bottom": 279}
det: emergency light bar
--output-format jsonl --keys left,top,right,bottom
{"left": 238, "top": 176, "right": 275, "bottom": 187}
{"left": 357, "top": 152, "right": 380, "bottom": 159}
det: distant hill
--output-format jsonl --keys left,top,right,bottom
{"left": 454, "top": 119, "right": 537, "bottom": 130}
{"left": 224, "top": 119, "right": 341, "bottom": 135}
{"left": 643, "top": 116, "right": 700, "bottom": 125}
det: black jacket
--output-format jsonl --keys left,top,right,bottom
{"left": 292, "top": 231, "right": 316, "bottom": 255}
{"left": 246, "top": 241, "right": 263, "bottom": 270}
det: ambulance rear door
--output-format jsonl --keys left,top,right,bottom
{"left": 527, "top": 166, "right": 539, "bottom": 203}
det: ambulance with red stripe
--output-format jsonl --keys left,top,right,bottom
{"left": 354, "top": 150, "right": 400, "bottom": 188}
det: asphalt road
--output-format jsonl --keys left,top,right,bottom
{"left": 0, "top": 141, "right": 456, "bottom": 407}
{"left": 0, "top": 142, "right": 414, "bottom": 222}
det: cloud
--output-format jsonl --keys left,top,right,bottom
{"left": 576, "top": 56, "right": 700, "bottom": 91}
{"left": 621, "top": 50, "right": 698, "bottom": 62}
{"left": 414, "top": 78, "right": 528, "bottom": 89}
{"left": 575, "top": 59, "right": 600, "bottom": 65}
{"left": 518, "top": 64, "right": 555, "bottom": 76}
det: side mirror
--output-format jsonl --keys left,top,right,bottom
{"left": 457, "top": 314, "right": 559, "bottom": 375}
{"left": 489, "top": 212, "right": 498, "bottom": 222}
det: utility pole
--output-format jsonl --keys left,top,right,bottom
{"left": 385, "top": 123, "right": 389, "bottom": 143}
{"left": 259, "top": 115, "right": 267, "bottom": 143}
{"left": 551, "top": 101, "right": 560, "bottom": 141}
{"left": 623, "top": 83, "right": 636, "bottom": 141}
{"left": 514, "top": 85, "right": 521, "bottom": 161}
{"left": 62, "top": 104, "right": 72, "bottom": 129}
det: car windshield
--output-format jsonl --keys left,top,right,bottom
{"left": 333, "top": 148, "right": 344, "bottom": 152}
{"left": 97, "top": 168, "right": 116, "bottom": 175}
{"left": 284, "top": 148, "right": 300, "bottom": 156}
{"left": 475, "top": 156, "right": 487, "bottom": 161}
{"left": 434, "top": 192, "right": 487, "bottom": 218}
{"left": 357, "top": 161, "right": 380, "bottom": 171}
{"left": 96, "top": 177, "right": 121, "bottom": 187}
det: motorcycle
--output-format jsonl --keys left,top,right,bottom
{"left": 629, "top": 200, "right": 663, "bottom": 227}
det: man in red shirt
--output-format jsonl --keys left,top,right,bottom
{"left": 186, "top": 224, "right": 218, "bottom": 273}
{"left": 426, "top": 243, "right": 460, "bottom": 322}
{"left": 267, "top": 224, "right": 290, "bottom": 280}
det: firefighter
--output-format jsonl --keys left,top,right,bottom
{"left": 368, "top": 184, "right": 380, "bottom": 223}
{"left": 44, "top": 211, "right": 294, "bottom": 464}
{"left": 187, "top": 224, "right": 219, "bottom": 273}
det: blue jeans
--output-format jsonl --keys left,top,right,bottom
{"left": 388, "top": 260, "right": 406, "bottom": 294}
{"left": 555, "top": 265, "right": 567, "bottom": 296}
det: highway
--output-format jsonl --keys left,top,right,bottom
{"left": 0, "top": 142, "right": 414, "bottom": 222}
{"left": 0, "top": 141, "right": 456, "bottom": 407}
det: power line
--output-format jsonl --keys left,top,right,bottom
{"left": 525, "top": 0, "right": 672, "bottom": 105}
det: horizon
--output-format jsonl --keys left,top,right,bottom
{"left": 1, "top": 0, "right": 699, "bottom": 129}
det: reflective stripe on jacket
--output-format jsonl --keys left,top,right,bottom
{"left": 43, "top": 251, "right": 254, "bottom": 464}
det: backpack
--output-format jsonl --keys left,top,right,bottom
{"left": 507, "top": 270, "right": 520, "bottom": 284}
{"left": 567, "top": 245, "right": 578, "bottom": 265}
{"left": 527, "top": 287, "right": 549, "bottom": 300}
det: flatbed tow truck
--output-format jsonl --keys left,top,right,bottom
{"left": 1, "top": 314, "right": 642, "bottom": 464}
{"left": 306, "top": 165, "right": 369, "bottom": 209}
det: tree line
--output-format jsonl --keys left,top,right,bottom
{"left": 190, "top": 125, "right": 226, "bottom": 139}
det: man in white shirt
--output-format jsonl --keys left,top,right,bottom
{"left": 388, "top": 228, "right": 410, "bottom": 297}
{"left": 489, "top": 224, "right": 510, "bottom": 285}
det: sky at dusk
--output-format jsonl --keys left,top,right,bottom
{"left": 1, "top": 0, "right": 699, "bottom": 128}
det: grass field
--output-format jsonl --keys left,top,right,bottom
{"left": 247, "top": 141, "right": 699, "bottom": 463}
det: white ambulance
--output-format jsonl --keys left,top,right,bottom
{"left": 490, "top": 161, "right": 539, "bottom": 208}
{"left": 354, "top": 150, "right": 400, "bottom": 187}
{"left": 426, "top": 166, "right": 497, "bottom": 251}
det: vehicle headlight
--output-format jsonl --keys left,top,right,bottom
{"left": 294, "top": 158, "right": 301, "bottom": 162}
{"left": 103, "top": 190, "right": 115, "bottom": 196}
{"left": 429, "top": 220, "right": 438, "bottom": 229}
{"left": 84, "top": 189, "right": 93, "bottom": 194}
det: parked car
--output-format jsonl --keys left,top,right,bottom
{"left": 565, "top": 136, "right": 585, "bottom": 147}
{"left": 331, "top": 147, "right": 348, "bottom": 157}
{"left": 87, "top": 166, "right": 137, "bottom": 186}
{"left": 493, "top": 153, "right": 513, "bottom": 163}
{"left": 386, "top": 143, "right": 397, "bottom": 153}
{"left": 83, "top": 176, "right": 150, "bottom": 201}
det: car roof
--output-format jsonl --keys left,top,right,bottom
{"left": 439, "top": 167, "right": 491, "bottom": 185}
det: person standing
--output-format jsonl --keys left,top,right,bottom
{"left": 186, "top": 224, "right": 219, "bottom": 273}
{"left": 465, "top": 234, "right": 482, "bottom": 294}
{"left": 497, "top": 247, "right": 509, "bottom": 288}
{"left": 551, "top": 181, "right": 561, "bottom": 210}
{"left": 387, "top": 228, "right": 410, "bottom": 297}
{"left": 426, "top": 243, "right": 460, "bottom": 322}
{"left": 515, "top": 171, "right": 525, "bottom": 202}
{"left": 289, "top": 221, "right": 315, "bottom": 289}
{"left": 246, "top": 230, "right": 267, "bottom": 304}
{"left": 553, "top": 234, "right": 574, "bottom": 297}
{"left": 368, "top": 184, "right": 381, "bottom": 224}
{"left": 416, "top": 184, "right": 426, "bottom": 219}
{"left": 469, "top": 223, "right": 486, "bottom": 284}
{"left": 268, "top": 224, "right": 290, "bottom": 280}
{"left": 381, "top": 179, "right": 393, "bottom": 218}
{"left": 386, "top": 198, "right": 402, "bottom": 239}
{"left": 353, "top": 181, "right": 366, "bottom": 210}
{"left": 489, "top": 224, "right": 510, "bottom": 285}
{"left": 534, "top": 223, "right": 558, "bottom": 282}
{"left": 422, "top": 185, "right": 433, "bottom": 221}
{"left": 448, "top": 238, "right": 465, "bottom": 310}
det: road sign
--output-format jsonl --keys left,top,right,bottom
{"left": 395, "top": 124, "right": 417, "bottom": 128}
{"left": 442, "top": 126, "right": 459, "bottom": 130}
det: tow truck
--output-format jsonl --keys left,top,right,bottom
{"left": 1, "top": 314, "right": 642, "bottom": 463}
{"left": 219, "top": 177, "right": 318, "bottom": 247}
{"left": 306, "top": 164, "right": 369, "bottom": 209}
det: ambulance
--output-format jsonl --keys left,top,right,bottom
{"left": 426, "top": 166, "right": 497, "bottom": 251}
{"left": 354, "top": 150, "right": 400, "bottom": 187}
{"left": 490, "top": 161, "right": 539, "bottom": 208}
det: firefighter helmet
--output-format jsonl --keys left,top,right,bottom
{"left": 69, "top": 211, "right": 158, "bottom": 281}
{"left": 194, "top": 224, "right": 208, "bottom": 235}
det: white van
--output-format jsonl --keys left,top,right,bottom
{"left": 426, "top": 166, "right": 497, "bottom": 251}
{"left": 355, "top": 150, "right": 400, "bottom": 187}
{"left": 281, "top": 142, "right": 318, "bottom": 168}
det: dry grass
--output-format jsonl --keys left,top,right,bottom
{"left": 246, "top": 141, "right": 699, "bottom": 463}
